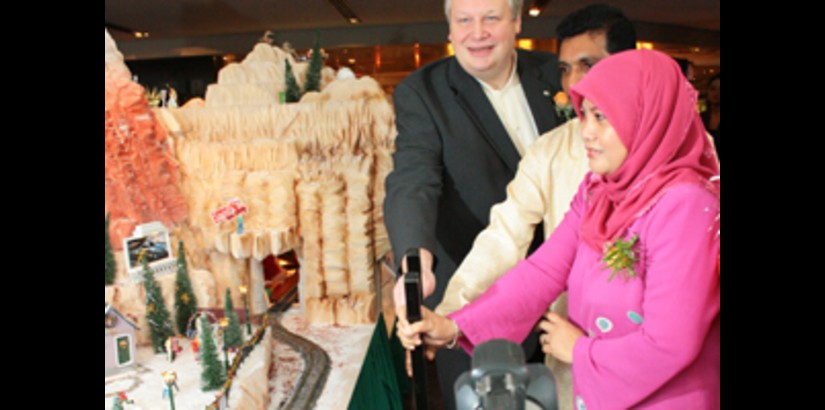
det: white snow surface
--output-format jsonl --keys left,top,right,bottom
{"left": 105, "top": 311, "right": 375, "bottom": 410}
{"left": 104, "top": 326, "right": 259, "bottom": 410}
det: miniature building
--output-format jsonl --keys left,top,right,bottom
{"left": 105, "top": 303, "right": 140, "bottom": 375}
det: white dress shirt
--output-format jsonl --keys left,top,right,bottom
{"left": 477, "top": 55, "right": 540, "bottom": 156}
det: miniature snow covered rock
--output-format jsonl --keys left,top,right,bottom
{"left": 104, "top": 30, "right": 188, "bottom": 250}
{"left": 107, "top": 32, "right": 396, "bottom": 325}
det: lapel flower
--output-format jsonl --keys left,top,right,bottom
{"left": 602, "top": 234, "right": 639, "bottom": 282}
{"left": 553, "top": 91, "right": 575, "bottom": 122}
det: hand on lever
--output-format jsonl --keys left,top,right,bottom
{"left": 392, "top": 247, "right": 436, "bottom": 315}
{"left": 396, "top": 305, "right": 457, "bottom": 376}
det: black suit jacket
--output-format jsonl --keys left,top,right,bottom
{"left": 384, "top": 49, "right": 563, "bottom": 309}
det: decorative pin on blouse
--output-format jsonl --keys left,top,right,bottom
{"left": 602, "top": 234, "right": 640, "bottom": 282}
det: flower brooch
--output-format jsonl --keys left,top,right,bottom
{"left": 553, "top": 91, "right": 575, "bottom": 122}
{"left": 602, "top": 234, "right": 640, "bottom": 282}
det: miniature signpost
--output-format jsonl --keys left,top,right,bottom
{"left": 211, "top": 198, "right": 248, "bottom": 234}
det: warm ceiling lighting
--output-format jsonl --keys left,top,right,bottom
{"left": 348, "top": 58, "right": 356, "bottom": 64}
{"left": 349, "top": 17, "right": 360, "bottom": 24}
{"left": 134, "top": 32, "right": 149, "bottom": 38}
{"left": 636, "top": 41, "right": 654, "bottom": 50}
{"left": 375, "top": 45, "right": 381, "bottom": 69}
{"left": 517, "top": 39, "right": 534, "bottom": 50}
{"left": 528, "top": 7, "right": 541, "bottom": 17}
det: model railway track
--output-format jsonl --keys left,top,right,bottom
{"left": 272, "top": 285, "right": 299, "bottom": 313}
{"left": 269, "top": 287, "right": 331, "bottom": 410}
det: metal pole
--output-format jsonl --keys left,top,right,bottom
{"left": 222, "top": 331, "right": 230, "bottom": 373}
{"left": 243, "top": 297, "right": 252, "bottom": 336}
{"left": 168, "top": 385, "right": 175, "bottom": 410}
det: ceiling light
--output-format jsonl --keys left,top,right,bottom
{"left": 517, "top": 39, "right": 534, "bottom": 50}
{"left": 105, "top": 21, "right": 138, "bottom": 36}
{"left": 348, "top": 58, "right": 356, "bottom": 64}
{"left": 528, "top": 7, "right": 540, "bottom": 17}
{"left": 636, "top": 42, "right": 654, "bottom": 50}
{"left": 327, "top": 0, "right": 362, "bottom": 25}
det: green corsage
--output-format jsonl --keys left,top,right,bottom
{"left": 602, "top": 234, "right": 639, "bottom": 282}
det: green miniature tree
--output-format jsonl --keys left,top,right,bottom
{"left": 284, "top": 59, "right": 302, "bottom": 102}
{"left": 105, "top": 213, "right": 116, "bottom": 285}
{"left": 304, "top": 30, "right": 323, "bottom": 93}
{"left": 223, "top": 288, "right": 244, "bottom": 348}
{"left": 174, "top": 241, "right": 198, "bottom": 335}
{"left": 199, "top": 315, "right": 227, "bottom": 390}
{"left": 142, "top": 256, "right": 175, "bottom": 353}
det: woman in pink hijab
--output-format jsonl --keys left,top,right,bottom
{"left": 398, "top": 49, "right": 720, "bottom": 410}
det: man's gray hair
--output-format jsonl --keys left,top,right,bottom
{"left": 444, "top": 0, "right": 523, "bottom": 21}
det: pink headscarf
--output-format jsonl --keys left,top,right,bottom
{"left": 569, "top": 49, "right": 720, "bottom": 252}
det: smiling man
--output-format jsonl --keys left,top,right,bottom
{"left": 434, "top": 4, "right": 637, "bottom": 410}
{"left": 384, "top": 0, "right": 563, "bottom": 408}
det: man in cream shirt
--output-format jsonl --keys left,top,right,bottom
{"left": 436, "top": 5, "right": 638, "bottom": 409}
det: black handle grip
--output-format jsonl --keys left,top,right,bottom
{"left": 403, "top": 249, "right": 429, "bottom": 410}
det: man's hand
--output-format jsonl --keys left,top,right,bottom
{"left": 392, "top": 248, "right": 436, "bottom": 314}
{"left": 396, "top": 306, "right": 456, "bottom": 376}
{"left": 391, "top": 248, "right": 438, "bottom": 377}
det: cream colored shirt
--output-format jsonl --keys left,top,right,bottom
{"left": 436, "top": 118, "right": 588, "bottom": 316}
{"left": 436, "top": 119, "right": 589, "bottom": 410}
{"left": 477, "top": 56, "right": 540, "bottom": 156}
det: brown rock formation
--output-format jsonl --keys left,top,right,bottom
{"left": 104, "top": 30, "right": 187, "bottom": 248}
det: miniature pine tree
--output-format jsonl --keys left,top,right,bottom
{"left": 304, "top": 30, "right": 323, "bottom": 93}
{"left": 284, "top": 59, "right": 301, "bottom": 102}
{"left": 199, "top": 315, "right": 227, "bottom": 390}
{"left": 105, "top": 213, "right": 116, "bottom": 285}
{"left": 142, "top": 256, "right": 175, "bottom": 353}
{"left": 223, "top": 288, "right": 244, "bottom": 348}
{"left": 174, "top": 241, "right": 198, "bottom": 335}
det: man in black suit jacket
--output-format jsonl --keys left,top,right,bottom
{"left": 384, "top": 0, "right": 562, "bottom": 407}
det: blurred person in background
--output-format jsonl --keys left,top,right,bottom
{"left": 702, "top": 74, "right": 720, "bottom": 159}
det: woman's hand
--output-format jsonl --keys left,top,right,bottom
{"left": 396, "top": 306, "right": 457, "bottom": 376}
{"left": 537, "top": 312, "right": 584, "bottom": 364}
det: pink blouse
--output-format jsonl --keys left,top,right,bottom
{"left": 449, "top": 182, "right": 720, "bottom": 410}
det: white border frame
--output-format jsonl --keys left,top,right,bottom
{"left": 122, "top": 221, "right": 175, "bottom": 273}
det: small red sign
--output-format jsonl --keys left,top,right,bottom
{"left": 211, "top": 198, "right": 248, "bottom": 224}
